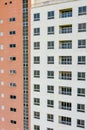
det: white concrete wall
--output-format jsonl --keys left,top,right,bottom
{"left": 31, "top": 0, "right": 87, "bottom": 130}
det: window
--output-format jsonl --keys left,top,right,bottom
{"left": 59, "top": 56, "right": 72, "bottom": 64}
{"left": 48, "top": 11, "right": 54, "bottom": 19}
{"left": 47, "top": 100, "right": 54, "bottom": 108}
{"left": 47, "top": 85, "right": 54, "bottom": 93}
{"left": 78, "top": 72, "right": 85, "bottom": 80}
{"left": 77, "top": 119, "right": 85, "bottom": 128}
{"left": 10, "top": 82, "right": 16, "bottom": 87}
{"left": 10, "top": 70, "right": 16, "bottom": 74}
{"left": 34, "top": 28, "right": 40, "bottom": 36}
{"left": 59, "top": 71, "right": 72, "bottom": 80}
{"left": 78, "top": 40, "right": 86, "bottom": 48}
{"left": 10, "top": 108, "right": 16, "bottom": 112}
{"left": 59, "top": 41, "right": 72, "bottom": 49}
{"left": 34, "top": 70, "right": 40, "bottom": 78}
{"left": 10, "top": 120, "right": 16, "bottom": 124}
{"left": 34, "top": 84, "right": 40, "bottom": 92}
{"left": 9, "top": 44, "right": 16, "bottom": 48}
{"left": 47, "top": 128, "right": 53, "bottom": 130}
{"left": 9, "top": 17, "right": 16, "bottom": 22}
{"left": 34, "top": 42, "right": 40, "bottom": 49}
{"left": 10, "top": 95, "right": 16, "bottom": 99}
{"left": 48, "top": 26, "right": 54, "bottom": 34}
{"left": 47, "top": 71, "right": 54, "bottom": 79}
{"left": 78, "top": 56, "right": 86, "bottom": 64}
{"left": 34, "top": 13, "right": 40, "bottom": 21}
{"left": 10, "top": 57, "right": 16, "bottom": 61}
{"left": 77, "top": 104, "right": 85, "bottom": 112}
{"left": 47, "top": 41, "right": 54, "bottom": 49}
{"left": 59, "top": 9, "right": 72, "bottom": 18}
{"left": 59, "top": 101, "right": 72, "bottom": 110}
{"left": 9, "top": 31, "right": 16, "bottom": 35}
{"left": 0, "top": 45, "right": 4, "bottom": 50}
{"left": 59, "top": 116, "right": 71, "bottom": 125}
{"left": 34, "top": 111, "right": 40, "bottom": 119}
{"left": 0, "top": 19, "right": 3, "bottom": 24}
{"left": 34, "top": 56, "right": 40, "bottom": 64}
{"left": 47, "top": 114, "right": 54, "bottom": 122}
{"left": 77, "top": 88, "right": 85, "bottom": 97}
{"left": 34, "top": 98, "right": 40, "bottom": 105}
{"left": 59, "top": 86, "right": 72, "bottom": 95}
{"left": 47, "top": 56, "right": 54, "bottom": 64}
{"left": 34, "top": 125, "right": 40, "bottom": 130}
{"left": 59, "top": 25, "right": 72, "bottom": 33}
{"left": 78, "top": 6, "right": 87, "bottom": 15}
{"left": 78, "top": 23, "right": 86, "bottom": 32}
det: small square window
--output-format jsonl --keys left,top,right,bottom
{"left": 77, "top": 119, "right": 85, "bottom": 128}
{"left": 47, "top": 85, "right": 54, "bottom": 93}
{"left": 78, "top": 72, "right": 85, "bottom": 80}
{"left": 47, "top": 114, "right": 54, "bottom": 122}
{"left": 34, "top": 13, "right": 40, "bottom": 21}
{"left": 47, "top": 71, "right": 54, "bottom": 79}
{"left": 77, "top": 88, "right": 85, "bottom": 97}
{"left": 34, "top": 42, "right": 40, "bottom": 49}
{"left": 78, "top": 39, "right": 86, "bottom": 48}
{"left": 34, "top": 98, "right": 40, "bottom": 105}
{"left": 48, "top": 26, "right": 54, "bottom": 34}
{"left": 48, "top": 11, "right": 54, "bottom": 19}
{"left": 78, "top": 23, "right": 86, "bottom": 32}
{"left": 34, "top": 28, "right": 40, "bottom": 36}
{"left": 34, "top": 84, "right": 40, "bottom": 92}
{"left": 34, "top": 70, "right": 40, "bottom": 78}
{"left": 47, "top": 41, "right": 54, "bottom": 49}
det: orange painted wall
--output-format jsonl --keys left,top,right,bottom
{"left": 0, "top": 0, "right": 24, "bottom": 130}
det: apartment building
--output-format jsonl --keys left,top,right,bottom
{"left": 31, "top": 0, "right": 87, "bottom": 130}
{"left": 0, "top": 0, "right": 31, "bottom": 130}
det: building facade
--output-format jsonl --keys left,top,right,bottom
{"left": 0, "top": 0, "right": 31, "bottom": 130}
{"left": 31, "top": 0, "right": 87, "bottom": 130}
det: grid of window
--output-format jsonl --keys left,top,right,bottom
{"left": 34, "top": 84, "right": 40, "bottom": 92}
{"left": 47, "top": 71, "right": 54, "bottom": 79}
{"left": 48, "top": 11, "right": 54, "bottom": 19}
{"left": 47, "top": 56, "right": 54, "bottom": 64}
{"left": 59, "top": 56, "right": 72, "bottom": 64}
{"left": 10, "top": 82, "right": 16, "bottom": 87}
{"left": 34, "top": 42, "right": 40, "bottom": 49}
{"left": 10, "top": 70, "right": 16, "bottom": 74}
{"left": 9, "top": 31, "right": 16, "bottom": 35}
{"left": 34, "top": 111, "right": 40, "bottom": 119}
{"left": 34, "top": 125, "right": 40, "bottom": 130}
{"left": 9, "top": 44, "right": 16, "bottom": 48}
{"left": 77, "top": 104, "right": 85, "bottom": 112}
{"left": 34, "top": 70, "right": 40, "bottom": 78}
{"left": 59, "top": 25, "right": 72, "bottom": 33}
{"left": 60, "top": 9, "right": 72, "bottom": 18}
{"left": 47, "top": 41, "right": 54, "bottom": 49}
{"left": 59, "top": 41, "right": 72, "bottom": 49}
{"left": 34, "top": 28, "right": 40, "bottom": 36}
{"left": 59, "top": 116, "right": 71, "bottom": 125}
{"left": 78, "top": 6, "right": 87, "bottom": 15}
{"left": 10, "top": 95, "right": 16, "bottom": 99}
{"left": 78, "top": 23, "right": 86, "bottom": 32}
{"left": 77, "top": 72, "right": 85, "bottom": 80}
{"left": 48, "top": 26, "right": 54, "bottom": 34}
{"left": 78, "top": 56, "right": 86, "bottom": 64}
{"left": 47, "top": 114, "right": 54, "bottom": 122}
{"left": 77, "top": 119, "right": 85, "bottom": 128}
{"left": 10, "top": 108, "right": 16, "bottom": 112}
{"left": 34, "top": 13, "right": 40, "bottom": 21}
{"left": 34, "top": 56, "right": 40, "bottom": 64}
{"left": 10, "top": 120, "right": 16, "bottom": 124}
{"left": 34, "top": 98, "right": 40, "bottom": 105}
{"left": 59, "top": 71, "right": 72, "bottom": 80}
{"left": 10, "top": 57, "right": 16, "bottom": 61}
{"left": 59, "top": 86, "right": 72, "bottom": 95}
{"left": 78, "top": 39, "right": 86, "bottom": 48}
{"left": 59, "top": 101, "right": 71, "bottom": 110}
{"left": 47, "top": 85, "right": 54, "bottom": 93}
{"left": 77, "top": 88, "right": 85, "bottom": 97}
{"left": 47, "top": 100, "right": 54, "bottom": 108}
{"left": 9, "top": 17, "right": 16, "bottom": 22}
